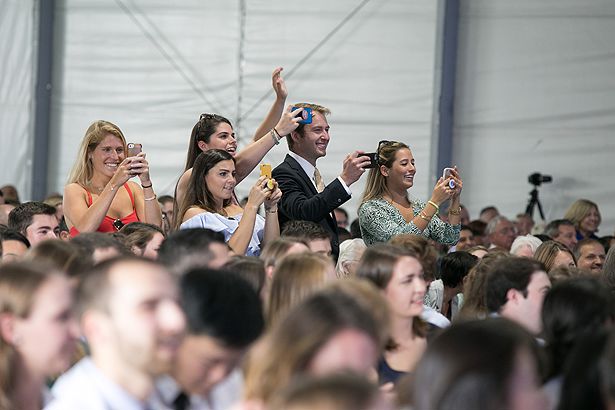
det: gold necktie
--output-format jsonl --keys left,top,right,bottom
{"left": 314, "top": 168, "right": 325, "bottom": 193}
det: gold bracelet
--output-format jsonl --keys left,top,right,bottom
{"left": 427, "top": 200, "right": 440, "bottom": 213}
{"left": 418, "top": 212, "right": 432, "bottom": 221}
{"left": 144, "top": 195, "right": 157, "bottom": 201}
{"left": 449, "top": 206, "right": 461, "bottom": 215}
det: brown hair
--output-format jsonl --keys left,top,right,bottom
{"left": 534, "top": 240, "right": 576, "bottom": 272}
{"left": 287, "top": 103, "right": 331, "bottom": 151}
{"left": 389, "top": 234, "right": 439, "bottom": 283}
{"left": 185, "top": 113, "right": 233, "bottom": 171}
{"left": 361, "top": 141, "right": 410, "bottom": 204}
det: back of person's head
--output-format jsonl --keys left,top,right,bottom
{"left": 0, "top": 229, "right": 30, "bottom": 261}
{"left": 485, "top": 257, "right": 545, "bottom": 313}
{"left": 181, "top": 268, "right": 263, "bottom": 348}
{"left": 361, "top": 140, "right": 410, "bottom": 203}
{"left": 157, "top": 228, "right": 228, "bottom": 274}
{"left": 287, "top": 103, "right": 331, "bottom": 150}
{"left": 458, "top": 252, "right": 511, "bottom": 320}
{"left": 439, "top": 251, "right": 478, "bottom": 289}
{"left": 547, "top": 265, "right": 585, "bottom": 285}
{"left": 544, "top": 219, "right": 575, "bottom": 238}
{"left": 534, "top": 240, "right": 576, "bottom": 272}
{"left": 350, "top": 219, "right": 362, "bottom": 239}
{"left": 564, "top": 198, "right": 601, "bottom": 229}
{"left": 7, "top": 201, "right": 57, "bottom": 235}
{"left": 604, "top": 246, "right": 615, "bottom": 292}
{"left": 119, "top": 222, "right": 165, "bottom": 257}
{"left": 336, "top": 238, "right": 367, "bottom": 278}
{"left": 68, "top": 120, "right": 127, "bottom": 186}
{"left": 268, "top": 252, "right": 334, "bottom": 326}
{"left": 542, "top": 277, "right": 614, "bottom": 380}
{"left": 600, "top": 329, "right": 615, "bottom": 408}
{"left": 388, "top": 234, "right": 439, "bottom": 283}
{"left": 600, "top": 235, "right": 615, "bottom": 255}
{"left": 269, "top": 372, "right": 384, "bottom": 410}
{"left": 509, "top": 234, "right": 543, "bottom": 257}
{"left": 0, "top": 185, "right": 20, "bottom": 203}
{"left": 222, "top": 256, "right": 266, "bottom": 295}
{"left": 244, "top": 282, "right": 385, "bottom": 404}
{"left": 23, "top": 239, "right": 91, "bottom": 279}
{"left": 260, "top": 237, "right": 309, "bottom": 271}
{"left": 411, "top": 318, "right": 543, "bottom": 410}
{"left": 186, "top": 113, "right": 233, "bottom": 170}
{"left": 70, "top": 232, "right": 130, "bottom": 264}
{"left": 281, "top": 220, "right": 331, "bottom": 242}
{"left": 467, "top": 219, "right": 487, "bottom": 237}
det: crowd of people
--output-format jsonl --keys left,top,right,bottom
{"left": 1, "top": 68, "right": 614, "bottom": 410}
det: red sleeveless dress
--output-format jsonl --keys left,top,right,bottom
{"left": 69, "top": 183, "right": 140, "bottom": 237}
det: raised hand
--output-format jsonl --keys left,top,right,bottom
{"left": 246, "top": 176, "right": 271, "bottom": 210}
{"left": 273, "top": 105, "right": 303, "bottom": 137}
{"left": 272, "top": 67, "right": 287, "bottom": 100}
{"left": 340, "top": 151, "right": 372, "bottom": 186}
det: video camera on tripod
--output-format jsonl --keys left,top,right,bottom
{"left": 526, "top": 172, "right": 552, "bottom": 220}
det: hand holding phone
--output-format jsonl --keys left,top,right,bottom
{"left": 260, "top": 164, "right": 275, "bottom": 190}
{"left": 442, "top": 167, "right": 456, "bottom": 189}
{"left": 127, "top": 143, "right": 142, "bottom": 157}
{"left": 361, "top": 152, "right": 378, "bottom": 169}
{"left": 290, "top": 106, "right": 313, "bottom": 124}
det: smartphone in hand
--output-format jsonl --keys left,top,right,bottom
{"left": 362, "top": 152, "right": 378, "bottom": 169}
{"left": 442, "top": 167, "right": 456, "bottom": 189}
{"left": 127, "top": 143, "right": 142, "bottom": 157}
{"left": 291, "top": 107, "right": 313, "bottom": 124}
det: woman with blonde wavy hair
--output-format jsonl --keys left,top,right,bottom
{"left": 0, "top": 262, "right": 77, "bottom": 410}
{"left": 534, "top": 240, "right": 576, "bottom": 272}
{"left": 64, "top": 120, "right": 161, "bottom": 236}
{"left": 564, "top": 199, "right": 602, "bottom": 241}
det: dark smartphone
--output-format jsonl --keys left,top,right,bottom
{"left": 291, "top": 106, "right": 312, "bottom": 124}
{"left": 127, "top": 143, "right": 142, "bottom": 157}
{"left": 362, "top": 152, "right": 378, "bottom": 169}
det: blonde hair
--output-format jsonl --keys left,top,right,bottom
{"left": 0, "top": 263, "right": 56, "bottom": 409}
{"left": 267, "top": 252, "right": 332, "bottom": 327}
{"left": 67, "top": 120, "right": 127, "bottom": 186}
{"left": 243, "top": 280, "right": 388, "bottom": 404}
{"left": 360, "top": 141, "right": 410, "bottom": 204}
{"left": 564, "top": 199, "right": 601, "bottom": 231}
{"left": 534, "top": 240, "right": 576, "bottom": 272}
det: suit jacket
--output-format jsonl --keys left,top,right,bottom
{"left": 273, "top": 154, "right": 351, "bottom": 257}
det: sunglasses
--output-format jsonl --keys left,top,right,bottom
{"left": 112, "top": 219, "right": 125, "bottom": 231}
{"left": 376, "top": 140, "right": 396, "bottom": 166}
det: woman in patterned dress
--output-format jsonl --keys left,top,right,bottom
{"left": 358, "top": 140, "right": 462, "bottom": 246}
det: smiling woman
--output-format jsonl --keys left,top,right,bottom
{"left": 63, "top": 120, "right": 162, "bottom": 236}
{"left": 175, "top": 150, "right": 281, "bottom": 256}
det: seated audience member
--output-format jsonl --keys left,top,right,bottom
{"left": 64, "top": 120, "right": 162, "bottom": 236}
{"left": 336, "top": 238, "right": 367, "bottom": 278}
{"left": 0, "top": 228, "right": 30, "bottom": 262}
{"left": 425, "top": 252, "right": 478, "bottom": 320}
{"left": 281, "top": 220, "right": 333, "bottom": 257}
{"left": 70, "top": 232, "right": 130, "bottom": 264}
{"left": 157, "top": 194, "right": 174, "bottom": 234}
{"left": 357, "top": 244, "right": 427, "bottom": 385}
{"left": 547, "top": 265, "right": 585, "bottom": 285}
{"left": 466, "top": 244, "right": 489, "bottom": 259}
{"left": 223, "top": 256, "right": 267, "bottom": 296}
{"left": 334, "top": 207, "right": 349, "bottom": 229}
{"left": 534, "top": 240, "right": 577, "bottom": 272}
{"left": 57, "top": 217, "right": 71, "bottom": 241}
{"left": 350, "top": 219, "right": 362, "bottom": 239}
{"left": 242, "top": 280, "right": 388, "bottom": 406}
{"left": 8, "top": 201, "right": 59, "bottom": 246}
{"left": 158, "top": 268, "right": 264, "bottom": 410}
{"left": 337, "top": 227, "right": 352, "bottom": 244}
{"left": 467, "top": 219, "right": 488, "bottom": 246}
{"left": 409, "top": 318, "right": 546, "bottom": 410}
{"left": 0, "top": 203, "right": 16, "bottom": 226}
{"left": 600, "top": 235, "right": 615, "bottom": 254}
{"left": 119, "top": 221, "right": 165, "bottom": 259}
{"left": 273, "top": 103, "right": 370, "bottom": 259}
{"left": 268, "top": 372, "right": 391, "bottom": 410}
{"left": 564, "top": 198, "right": 602, "bottom": 241}
{"left": 485, "top": 257, "right": 551, "bottom": 335}
{"left": 541, "top": 277, "right": 614, "bottom": 409}
{"left": 479, "top": 205, "right": 499, "bottom": 223}
{"left": 176, "top": 150, "right": 281, "bottom": 256}
{"left": 358, "top": 140, "right": 462, "bottom": 247}
{"left": 47, "top": 257, "right": 185, "bottom": 409}
{"left": 175, "top": 68, "right": 292, "bottom": 220}
{"left": 157, "top": 228, "right": 230, "bottom": 275}
{"left": 544, "top": 219, "right": 577, "bottom": 251}
{"left": 267, "top": 252, "right": 335, "bottom": 327}
{"left": 23, "top": 239, "right": 90, "bottom": 279}
{"left": 259, "top": 237, "right": 309, "bottom": 278}
{"left": 455, "top": 225, "right": 476, "bottom": 251}
{"left": 457, "top": 252, "right": 511, "bottom": 320}
{"left": 574, "top": 238, "right": 606, "bottom": 274}
{"left": 510, "top": 234, "right": 542, "bottom": 257}
{"left": 515, "top": 213, "right": 535, "bottom": 236}
{"left": 485, "top": 215, "right": 516, "bottom": 251}
{"left": 603, "top": 246, "right": 615, "bottom": 294}
{"left": 0, "top": 262, "right": 77, "bottom": 410}
{"left": 0, "top": 184, "right": 20, "bottom": 203}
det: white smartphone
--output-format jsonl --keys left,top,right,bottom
{"left": 442, "top": 167, "right": 456, "bottom": 189}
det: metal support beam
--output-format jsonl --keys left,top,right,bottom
{"left": 435, "top": 0, "right": 460, "bottom": 181}
{"left": 32, "top": 0, "right": 55, "bottom": 200}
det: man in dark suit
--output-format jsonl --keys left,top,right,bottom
{"left": 272, "top": 103, "right": 370, "bottom": 258}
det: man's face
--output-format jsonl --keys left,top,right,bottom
{"left": 553, "top": 225, "right": 577, "bottom": 250}
{"left": 308, "top": 238, "right": 332, "bottom": 258}
{"left": 507, "top": 271, "right": 551, "bottom": 335}
{"left": 1, "top": 239, "right": 29, "bottom": 262}
{"left": 334, "top": 209, "right": 348, "bottom": 229}
{"left": 576, "top": 243, "right": 606, "bottom": 273}
{"left": 456, "top": 228, "right": 476, "bottom": 250}
{"left": 173, "top": 335, "right": 242, "bottom": 397}
{"left": 489, "top": 219, "right": 516, "bottom": 250}
{"left": 291, "top": 111, "right": 330, "bottom": 165}
{"left": 160, "top": 201, "right": 174, "bottom": 230}
{"left": 25, "top": 214, "right": 60, "bottom": 246}
{"left": 102, "top": 262, "right": 186, "bottom": 376}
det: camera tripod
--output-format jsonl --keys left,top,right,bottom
{"left": 525, "top": 187, "right": 545, "bottom": 221}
